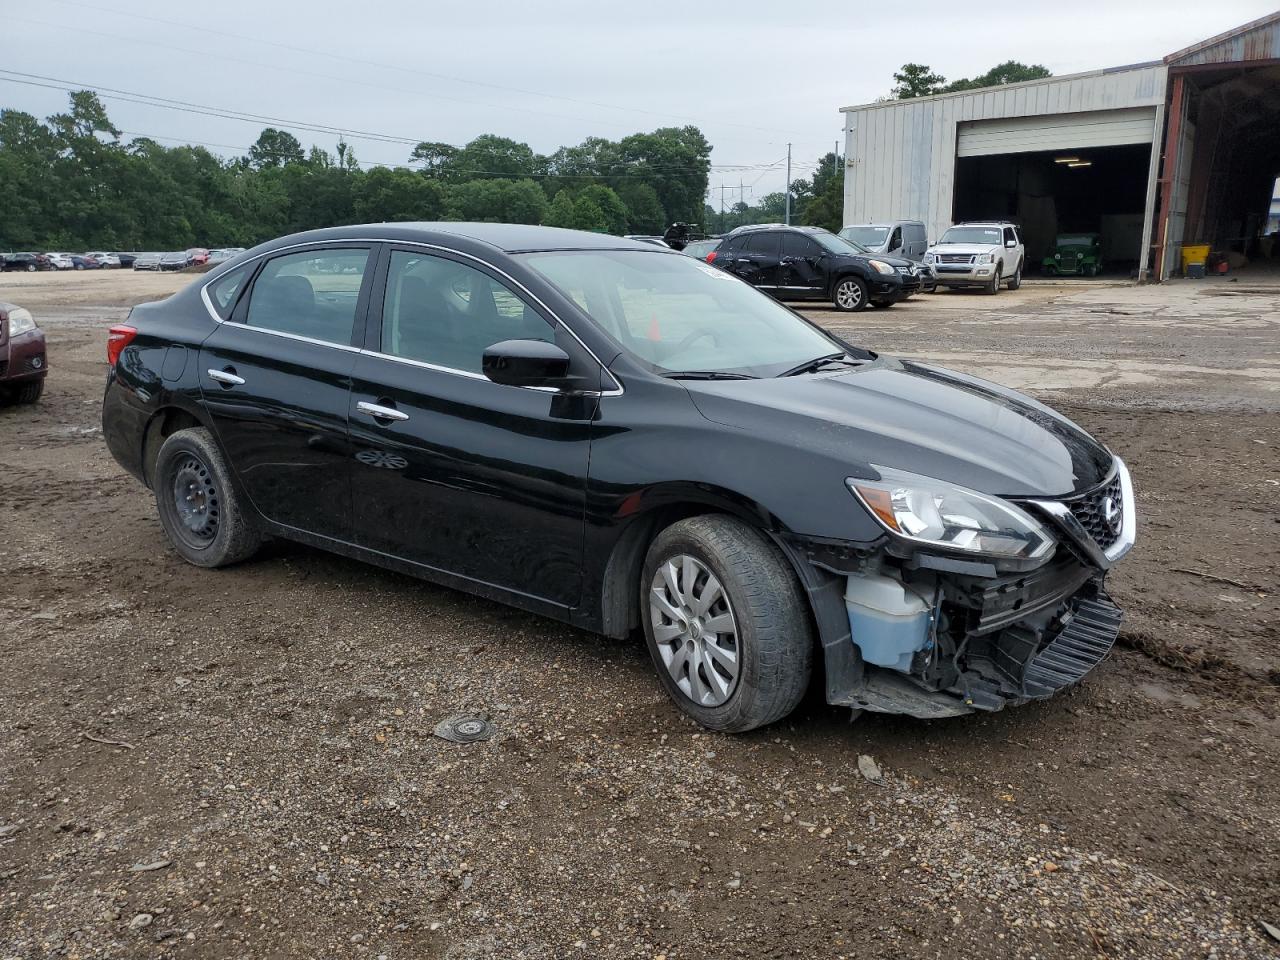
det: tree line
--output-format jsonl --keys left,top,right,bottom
{"left": 0, "top": 91, "right": 713, "bottom": 251}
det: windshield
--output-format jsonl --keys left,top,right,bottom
{"left": 839, "top": 226, "right": 889, "bottom": 246}
{"left": 939, "top": 226, "right": 1003, "bottom": 245}
{"left": 521, "top": 250, "right": 844, "bottom": 378}
{"left": 1057, "top": 235, "right": 1096, "bottom": 246}
{"left": 812, "top": 232, "right": 868, "bottom": 255}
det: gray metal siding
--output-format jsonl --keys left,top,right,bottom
{"left": 842, "top": 64, "right": 1169, "bottom": 242}
{"left": 1166, "top": 12, "right": 1280, "bottom": 65}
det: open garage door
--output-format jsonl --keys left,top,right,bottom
{"left": 957, "top": 108, "right": 1159, "bottom": 157}
{"left": 953, "top": 144, "right": 1155, "bottom": 275}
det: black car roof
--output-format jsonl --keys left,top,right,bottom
{"left": 252, "top": 222, "right": 664, "bottom": 256}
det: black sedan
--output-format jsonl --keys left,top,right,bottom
{"left": 102, "top": 224, "right": 1136, "bottom": 732}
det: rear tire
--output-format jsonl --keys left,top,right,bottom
{"left": 641, "top": 515, "right": 813, "bottom": 733}
{"left": 832, "top": 276, "right": 868, "bottom": 312}
{"left": 154, "top": 427, "right": 261, "bottom": 568}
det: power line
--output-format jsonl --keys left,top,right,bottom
{"left": 39, "top": 0, "right": 806, "bottom": 138}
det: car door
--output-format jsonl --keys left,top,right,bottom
{"left": 886, "top": 226, "right": 904, "bottom": 257}
{"left": 722, "top": 232, "right": 781, "bottom": 291}
{"left": 778, "top": 232, "right": 826, "bottom": 298}
{"left": 346, "top": 246, "right": 597, "bottom": 608}
{"left": 1002, "top": 226, "right": 1019, "bottom": 276}
{"left": 197, "top": 245, "right": 373, "bottom": 542}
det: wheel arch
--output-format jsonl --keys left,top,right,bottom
{"left": 140, "top": 402, "right": 214, "bottom": 489}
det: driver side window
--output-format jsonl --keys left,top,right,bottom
{"left": 1003, "top": 227, "right": 1017, "bottom": 246}
{"left": 380, "top": 250, "right": 551, "bottom": 374}
{"left": 888, "top": 227, "right": 902, "bottom": 251}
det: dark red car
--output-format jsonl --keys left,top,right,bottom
{"left": 0, "top": 300, "right": 47, "bottom": 404}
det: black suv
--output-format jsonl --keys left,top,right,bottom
{"left": 709, "top": 225, "right": 919, "bottom": 311}
{"left": 1, "top": 253, "right": 52, "bottom": 273}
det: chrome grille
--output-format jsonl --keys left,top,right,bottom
{"left": 1066, "top": 473, "right": 1123, "bottom": 550}
{"left": 938, "top": 253, "right": 974, "bottom": 264}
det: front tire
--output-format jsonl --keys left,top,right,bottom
{"left": 14, "top": 380, "right": 43, "bottom": 404}
{"left": 832, "top": 276, "right": 868, "bottom": 312}
{"left": 985, "top": 265, "right": 1002, "bottom": 294}
{"left": 154, "top": 427, "right": 261, "bottom": 568}
{"left": 869, "top": 300, "right": 895, "bottom": 309}
{"left": 641, "top": 516, "right": 813, "bottom": 732}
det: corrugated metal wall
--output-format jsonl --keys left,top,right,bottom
{"left": 1165, "top": 11, "right": 1280, "bottom": 65}
{"left": 841, "top": 64, "right": 1168, "bottom": 244}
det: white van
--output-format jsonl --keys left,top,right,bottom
{"left": 838, "top": 221, "right": 928, "bottom": 262}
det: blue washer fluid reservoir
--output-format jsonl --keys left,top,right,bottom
{"left": 844, "top": 574, "right": 932, "bottom": 673}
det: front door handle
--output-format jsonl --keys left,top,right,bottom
{"left": 357, "top": 400, "right": 409, "bottom": 423}
{"left": 207, "top": 368, "right": 245, "bottom": 386}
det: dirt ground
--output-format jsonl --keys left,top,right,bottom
{"left": 1, "top": 269, "right": 1278, "bottom": 960}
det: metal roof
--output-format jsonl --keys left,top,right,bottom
{"left": 1165, "top": 10, "right": 1280, "bottom": 66}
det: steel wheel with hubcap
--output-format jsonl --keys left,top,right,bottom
{"left": 641, "top": 515, "right": 813, "bottom": 732}
{"left": 833, "top": 277, "right": 867, "bottom": 312}
{"left": 649, "top": 554, "right": 740, "bottom": 707}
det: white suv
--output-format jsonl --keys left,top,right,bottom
{"left": 923, "top": 222, "right": 1025, "bottom": 294}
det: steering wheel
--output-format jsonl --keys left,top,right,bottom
{"left": 668, "top": 328, "right": 722, "bottom": 358}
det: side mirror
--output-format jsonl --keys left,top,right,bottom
{"left": 1005, "top": 239, "right": 1017, "bottom": 248}
{"left": 482, "top": 339, "right": 572, "bottom": 389}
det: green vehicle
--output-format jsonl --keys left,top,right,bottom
{"left": 1043, "top": 233, "right": 1103, "bottom": 276}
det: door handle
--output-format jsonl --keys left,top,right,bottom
{"left": 357, "top": 400, "right": 409, "bottom": 422}
{"left": 207, "top": 368, "right": 245, "bottom": 386}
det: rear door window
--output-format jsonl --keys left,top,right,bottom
{"left": 744, "top": 232, "right": 781, "bottom": 257}
{"left": 244, "top": 249, "right": 370, "bottom": 345}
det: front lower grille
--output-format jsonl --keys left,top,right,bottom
{"left": 1022, "top": 595, "right": 1122, "bottom": 697}
{"left": 1067, "top": 473, "right": 1124, "bottom": 551}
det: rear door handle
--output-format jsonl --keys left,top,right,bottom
{"left": 207, "top": 368, "right": 245, "bottom": 386}
{"left": 356, "top": 400, "right": 409, "bottom": 422}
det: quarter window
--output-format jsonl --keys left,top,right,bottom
{"left": 207, "top": 264, "right": 251, "bottom": 319}
{"left": 244, "top": 249, "right": 369, "bottom": 344}
{"left": 380, "top": 250, "right": 551, "bottom": 374}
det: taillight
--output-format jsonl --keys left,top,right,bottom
{"left": 705, "top": 251, "right": 717, "bottom": 263}
{"left": 107, "top": 325, "right": 137, "bottom": 366}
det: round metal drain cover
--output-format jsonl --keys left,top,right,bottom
{"left": 433, "top": 714, "right": 495, "bottom": 744}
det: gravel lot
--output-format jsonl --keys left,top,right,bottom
{"left": 1, "top": 269, "right": 1278, "bottom": 959}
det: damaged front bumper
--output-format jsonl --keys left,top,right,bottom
{"left": 790, "top": 459, "right": 1136, "bottom": 720}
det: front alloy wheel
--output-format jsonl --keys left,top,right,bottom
{"left": 650, "top": 555, "right": 740, "bottom": 707}
{"left": 833, "top": 277, "right": 867, "bottom": 312}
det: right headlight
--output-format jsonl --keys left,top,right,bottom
{"left": 867, "top": 259, "right": 896, "bottom": 276}
{"left": 847, "top": 467, "right": 1055, "bottom": 564}
{"left": 5, "top": 307, "right": 36, "bottom": 337}
{"left": 923, "top": 252, "right": 936, "bottom": 264}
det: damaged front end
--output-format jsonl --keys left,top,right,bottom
{"left": 797, "top": 458, "right": 1136, "bottom": 720}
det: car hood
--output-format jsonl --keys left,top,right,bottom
{"left": 927, "top": 244, "right": 1003, "bottom": 257}
{"left": 684, "top": 357, "right": 1113, "bottom": 498}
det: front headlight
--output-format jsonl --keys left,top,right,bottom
{"left": 5, "top": 307, "right": 36, "bottom": 337}
{"left": 923, "top": 252, "right": 936, "bottom": 264}
{"left": 847, "top": 467, "right": 1055, "bottom": 564}
{"left": 978, "top": 252, "right": 996, "bottom": 264}
{"left": 867, "top": 259, "right": 896, "bottom": 276}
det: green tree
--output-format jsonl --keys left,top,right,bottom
{"left": 544, "top": 190, "right": 576, "bottom": 228}
{"left": 616, "top": 181, "right": 666, "bottom": 233}
{"left": 893, "top": 63, "right": 945, "bottom": 99}
{"left": 354, "top": 167, "right": 446, "bottom": 222}
{"left": 571, "top": 195, "right": 608, "bottom": 232}
{"left": 451, "top": 134, "right": 541, "bottom": 180}
{"left": 944, "top": 61, "right": 1051, "bottom": 92}
{"left": 798, "top": 153, "right": 843, "bottom": 233}
{"left": 577, "top": 184, "right": 628, "bottom": 234}
{"left": 445, "top": 178, "right": 548, "bottom": 223}
{"left": 410, "top": 140, "right": 459, "bottom": 178}
{"left": 248, "top": 128, "right": 305, "bottom": 169}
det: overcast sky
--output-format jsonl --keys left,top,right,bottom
{"left": 3, "top": 0, "right": 1276, "bottom": 205}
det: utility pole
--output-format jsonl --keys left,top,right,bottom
{"left": 720, "top": 185, "right": 726, "bottom": 233}
{"left": 784, "top": 143, "right": 792, "bottom": 225}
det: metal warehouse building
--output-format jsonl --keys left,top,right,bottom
{"left": 840, "top": 11, "right": 1280, "bottom": 280}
